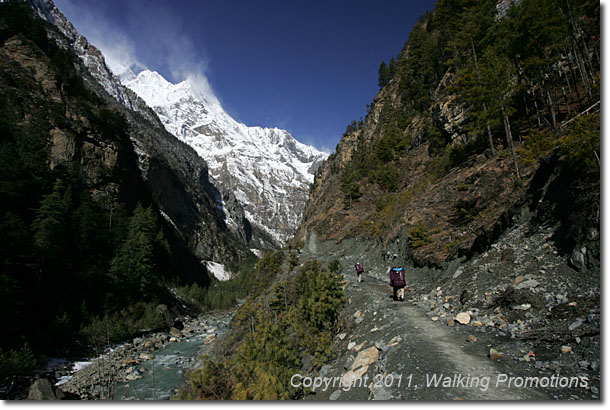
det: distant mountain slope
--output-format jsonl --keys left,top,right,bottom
{"left": 120, "top": 69, "right": 328, "bottom": 246}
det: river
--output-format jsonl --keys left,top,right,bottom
{"left": 51, "top": 310, "right": 234, "bottom": 400}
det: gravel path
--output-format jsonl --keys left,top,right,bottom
{"left": 304, "top": 273, "right": 598, "bottom": 401}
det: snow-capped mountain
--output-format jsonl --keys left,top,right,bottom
{"left": 27, "top": 0, "right": 327, "bottom": 247}
{"left": 121, "top": 69, "right": 328, "bottom": 245}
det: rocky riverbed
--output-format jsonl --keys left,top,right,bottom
{"left": 45, "top": 309, "right": 234, "bottom": 400}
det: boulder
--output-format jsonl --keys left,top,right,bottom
{"left": 173, "top": 319, "right": 184, "bottom": 330}
{"left": 169, "top": 327, "right": 182, "bottom": 338}
{"left": 139, "top": 352, "right": 154, "bottom": 361}
{"left": 489, "top": 348, "right": 503, "bottom": 360}
{"left": 569, "top": 247, "right": 587, "bottom": 272}
{"left": 352, "top": 341, "right": 367, "bottom": 352}
{"left": 351, "top": 346, "right": 379, "bottom": 370}
{"left": 28, "top": 379, "right": 59, "bottom": 400}
{"left": 568, "top": 318, "right": 584, "bottom": 331}
{"left": 155, "top": 304, "right": 172, "bottom": 326}
{"left": 515, "top": 279, "right": 539, "bottom": 290}
{"left": 455, "top": 312, "right": 471, "bottom": 325}
{"left": 341, "top": 347, "right": 379, "bottom": 387}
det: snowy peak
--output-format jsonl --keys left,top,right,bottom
{"left": 121, "top": 69, "right": 328, "bottom": 245}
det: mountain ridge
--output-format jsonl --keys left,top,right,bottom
{"left": 120, "top": 67, "right": 328, "bottom": 246}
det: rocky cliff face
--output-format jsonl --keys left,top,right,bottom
{"left": 295, "top": 0, "right": 600, "bottom": 272}
{"left": 24, "top": 0, "right": 255, "bottom": 269}
{"left": 296, "top": 69, "right": 529, "bottom": 267}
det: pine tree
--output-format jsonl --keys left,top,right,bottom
{"left": 478, "top": 47, "right": 521, "bottom": 178}
{"left": 378, "top": 61, "right": 390, "bottom": 88}
{"left": 110, "top": 204, "right": 168, "bottom": 299}
{"left": 32, "top": 179, "right": 71, "bottom": 263}
{"left": 389, "top": 57, "right": 398, "bottom": 78}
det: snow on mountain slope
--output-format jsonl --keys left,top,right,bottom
{"left": 28, "top": 0, "right": 327, "bottom": 246}
{"left": 122, "top": 69, "right": 328, "bottom": 245}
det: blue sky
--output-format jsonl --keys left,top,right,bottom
{"left": 54, "top": 0, "right": 437, "bottom": 152}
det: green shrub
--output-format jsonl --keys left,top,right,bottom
{"left": 181, "top": 258, "right": 345, "bottom": 400}
{"left": 176, "top": 355, "right": 233, "bottom": 400}
{"left": 373, "top": 163, "right": 399, "bottom": 191}
{"left": 327, "top": 259, "right": 342, "bottom": 275}
{"left": 519, "top": 129, "right": 556, "bottom": 164}
{"left": 408, "top": 222, "right": 433, "bottom": 248}
{"left": 0, "top": 344, "right": 37, "bottom": 383}
{"left": 558, "top": 113, "right": 600, "bottom": 171}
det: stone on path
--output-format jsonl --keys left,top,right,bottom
{"left": 329, "top": 390, "right": 341, "bottom": 400}
{"left": 456, "top": 312, "right": 471, "bottom": 325}
{"left": 516, "top": 279, "right": 539, "bottom": 290}
{"left": 387, "top": 335, "right": 403, "bottom": 347}
{"left": 489, "top": 348, "right": 503, "bottom": 360}
{"left": 341, "top": 347, "right": 379, "bottom": 387}
{"left": 351, "top": 347, "right": 379, "bottom": 370}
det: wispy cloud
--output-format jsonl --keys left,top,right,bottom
{"left": 54, "top": 0, "right": 213, "bottom": 88}
{"left": 54, "top": 0, "right": 144, "bottom": 75}
{"left": 120, "top": 1, "right": 211, "bottom": 83}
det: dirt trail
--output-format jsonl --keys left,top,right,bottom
{"left": 308, "top": 272, "right": 558, "bottom": 401}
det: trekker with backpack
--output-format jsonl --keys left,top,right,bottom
{"left": 389, "top": 267, "right": 406, "bottom": 301}
{"left": 354, "top": 262, "right": 364, "bottom": 283}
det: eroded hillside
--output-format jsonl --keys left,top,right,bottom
{"left": 295, "top": 0, "right": 600, "bottom": 270}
